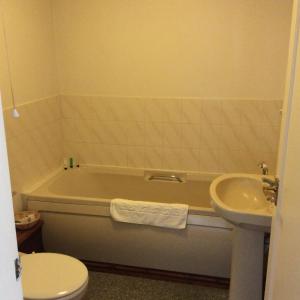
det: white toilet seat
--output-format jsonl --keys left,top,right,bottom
{"left": 43, "top": 279, "right": 88, "bottom": 300}
{"left": 21, "top": 253, "right": 88, "bottom": 300}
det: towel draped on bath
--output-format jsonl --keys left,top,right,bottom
{"left": 110, "top": 198, "right": 189, "bottom": 229}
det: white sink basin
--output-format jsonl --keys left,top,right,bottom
{"left": 210, "top": 173, "right": 274, "bottom": 231}
{"left": 210, "top": 173, "right": 276, "bottom": 300}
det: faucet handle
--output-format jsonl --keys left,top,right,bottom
{"left": 262, "top": 176, "right": 279, "bottom": 187}
{"left": 258, "top": 161, "right": 269, "bottom": 175}
{"left": 262, "top": 177, "right": 279, "bottom": 205}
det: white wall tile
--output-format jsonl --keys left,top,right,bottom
{"left": 199, "top": 149, "right": 221, "bottom": 173}
{"left": 127, "top": 146, "right": 145, "bottom": 169}
{"left": 221, "top": 100, "right": 241, "bottom": 126}
{"left": 182, "top": 99, "right": 202, "bottom": 123}
{"left": 200, "top": 123, "right": 222, "bottom": 151}
{"left": 100, "top": 121, "right": 128, "bottom": 145}
{"left": 240, "top": 100, "right": 264, "bottom": 126}
{"left": 162, "top": 148, "right": 184, "bottom": 171}
{"left": 6, "top": 95, "right": 281, "bottom": 181}
{"left": 220, "top": 126, "right": 243, "bottom": 151}
{"left": 97, "top": 145, "right": 127, "bottom": 167}
{"left": 144, "top": 147, "right": 164, "bottom": 169}
{"left": 4, "top": 96, "right": 63, "bottom": 192}
{"left": 144, "top": 122, "right": 164, "bottom": 147}
{"left": 60, "top": 96, "right": 282, "bottom": 174}
{"left": 125, "top": 122, "right": 145, "bottom": 146}
{"left": 161, "top": 99, "right": 182, "bottom": 123}
{"left": 163, "top": 123, "right": 182, "bottom": 147}
{"left": 181, "top": 148, "right": 200, "bottom": 171}
{"left": 261, "top": 100, "right": 282, "bottom": 127}
{"left": 145, "top": 98, "right": 166, "bottom": 122}
{"left": 181, "top": 124, "right": 201, "bottom": 148}
{"left": 202, "top": 100, "right": 223, "bottom": 125}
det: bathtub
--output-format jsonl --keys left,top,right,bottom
{"left": 24, "top": 166, "right": 233, "bottom": 278}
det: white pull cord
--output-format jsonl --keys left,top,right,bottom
{"left": 0, "top": 3, "right": 20, "bottom": 118}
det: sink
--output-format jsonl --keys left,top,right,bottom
{"left": 210, "top": 174, "right": 275, "bottom": 300}
{"left": 210, "top": 173, "right": 274, "bottom": 231}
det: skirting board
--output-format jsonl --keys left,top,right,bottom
{"left": 83, "top": 260, "right": 230, "bottom": 289}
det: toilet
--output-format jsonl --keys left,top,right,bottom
{"left": 20, "top": 253, "right": 88, "bottom": 300}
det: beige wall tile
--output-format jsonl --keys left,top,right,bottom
{"left": 202, "top": 100, "right": 223, "bottom": 125}
{"left": 163, "top": 123, "right": 182, "bottom": 147}
{"left": 181, "top": 148, "right": 200, "bottom": 172}
{"left": 181, "top": 124, "right": 201, "bottom": 148}
{"left": 199, "top": 149, "right": 221, "bottom": 173}
{"left": 162, "top": 148, "right": 184, "bottom": 170}
{"left": 4, "top": 95, "right": 282, "bottom": 192}
{"left": 182, "top": 99, "right": 202, "bottom": 123}
{"left": 97, "top": 145, "right": 127, "bottom": 167}
{"left": 126, "top": 122, "right": 145, "bottom": 146}
{"left": 144, "top": 147, "right": 164, "bottom": 169}
{"left": 60, "top": 95, "right": 282, "bottom": 174}
{"left": 145, "top": 98, "right": 167, "bottom": 122}
{"left": 127, "top": 146, "right": 145, "bottom": 169}
{"left": 144, "top": 122, "right": 164, "bottom": 147}
{"left": 4, "top": 96, "right": 63, "bottom": 193}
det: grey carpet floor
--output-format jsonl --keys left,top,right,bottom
{"left": 84, "top": 271, "right": 229, "bottom": 300}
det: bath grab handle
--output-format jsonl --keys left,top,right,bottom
{"left": 148, "top": 174, "right": 183, "bottom": 183}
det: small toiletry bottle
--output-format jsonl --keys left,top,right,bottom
{"left": 63, "top": 158, "right": 68, "bottom": 170}
{"left": 69, "top": 157, "right": 74, "bottom": 168}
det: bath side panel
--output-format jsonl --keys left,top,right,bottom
{"left": 40, "top": 212, "right": 232, "bottom": 278}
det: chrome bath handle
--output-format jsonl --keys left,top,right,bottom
{"left": 148, "top": 174, "right": 183, "bottom": 183}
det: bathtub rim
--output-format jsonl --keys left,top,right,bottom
{"left": 22, "top": 165, "right": 221, "bottom": 216}
{"left": 26, "top": 198, "right": 233, "bottom": 229}
{"left": 23, "top": 164, "right": 222, "bottom": 194}
{"left": 24, "top": 193, "right": 216, "bottom": 216}
{"left": 23, "top": 165, "right": 232, "bottom": 229}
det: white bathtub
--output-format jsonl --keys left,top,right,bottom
{"left": 24, "top": 166, "right": 233, "bottom": 278}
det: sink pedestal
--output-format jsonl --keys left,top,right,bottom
{"left": 209, "top": 173, "right": 273, "bottom": 300}
{"left": 229, "top": 226, "right": 264, "bottom": 300}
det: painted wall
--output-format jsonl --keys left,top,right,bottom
{"left": 53, "top": 0, "right": 292, "bottom": 98}
{"left": 0, "top": 0, "right": 58, "bottom": 108}
{"left": 0, "top": 1, "right": 293, "bottom": 208}
{"left": 0, "top": 0, "right": 62, "bottom": 211}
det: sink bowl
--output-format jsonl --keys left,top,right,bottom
{"left": 210, "top": 173, "right": 274, "bottom": 231}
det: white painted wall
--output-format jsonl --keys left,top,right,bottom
{"left": 53, "top": 0, "right": 292, "bottom": 99}
{"left": 0, "top": 0, "right": 62, "bottom": 211}
{"left": 0, "top": 0, "right": 58, "bottom": 108}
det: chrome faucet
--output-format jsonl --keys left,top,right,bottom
{"left": 262, "top": 177, "right": 279, "bottom": 205}
{"left": 262, "top": 177, "right": 279, "bottom": 192}
{"left": 258, "top": 161, "right": 269, "bottom": 175}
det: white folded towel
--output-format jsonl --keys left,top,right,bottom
{"left": 110, "top": 198, "right": 188, "bottom": 229}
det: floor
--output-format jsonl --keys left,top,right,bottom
{"left": 84, "top": 271, "right": 229, "bottom": 300}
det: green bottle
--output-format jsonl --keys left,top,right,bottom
{"left": 69, "top": 157, "right": 74, "bottom": 168}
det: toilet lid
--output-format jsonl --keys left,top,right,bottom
{"left": 21, "top": 253, "right": 88, "bottom": 300}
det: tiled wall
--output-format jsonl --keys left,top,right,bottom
{"left": 3, "top": 94, "right": 281, "bottom": 198}
{"left": 61, "top": 95, "right": 282, "bottom": 174}
{"left": 2, "top": 94, "right": 281, "bottom": 200}
{"left": 3, "top": 96, "right": 63, "bottom": 193}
